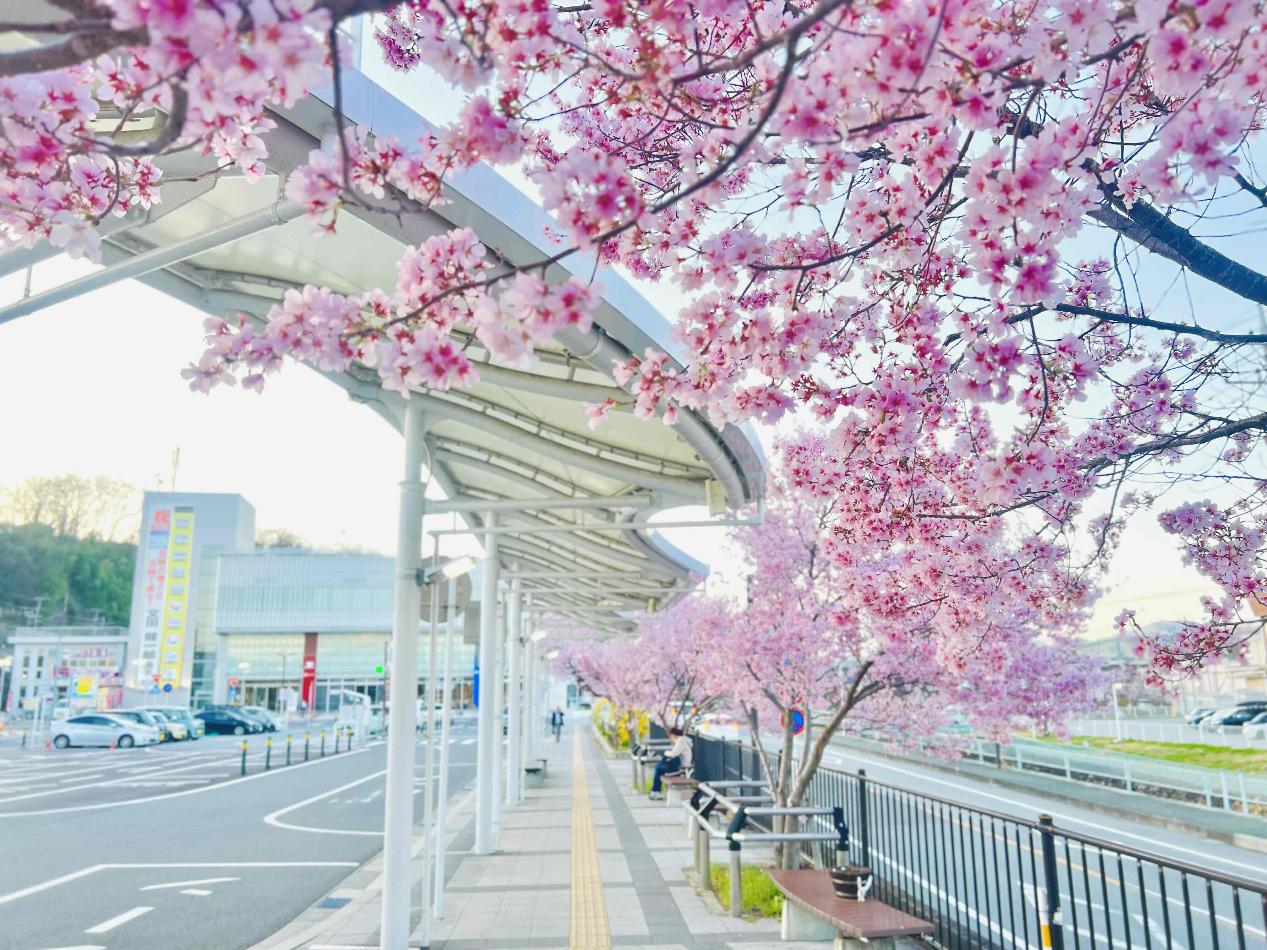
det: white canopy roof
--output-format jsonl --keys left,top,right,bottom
{"left": 0, "top": 34, "right": 766, "bottom": 634}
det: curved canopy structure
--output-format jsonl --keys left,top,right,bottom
{"left": 0, "top": 26, "right": 766, "bottom": 634}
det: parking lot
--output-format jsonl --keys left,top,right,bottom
{"left": 0, "top": 719, "right": 480, "bottom": 950}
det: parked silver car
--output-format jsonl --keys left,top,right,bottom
{"left": 51, "top": 713, "right": 161, "bottom": 749}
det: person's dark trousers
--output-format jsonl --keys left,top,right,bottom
{"left": 553, "top": 724, "right": 561, "bottom": 741}
{"left": 652, "top": 755, "right": 682, "bottom": 793}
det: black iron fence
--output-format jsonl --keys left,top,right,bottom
{"left": 689, "top": 734, "right": 1267, "bottom": 950}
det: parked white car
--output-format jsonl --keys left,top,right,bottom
{"left": 50, "top": 713, "right": 161, "bottom": 749}
{"left": 1242, "top": 712, "right": 1267, "bottom": 740}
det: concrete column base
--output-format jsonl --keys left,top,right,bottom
{"left": 780, "top": 901, "right": 837, "bottom": 941}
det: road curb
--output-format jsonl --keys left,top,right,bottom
{"left": 836, "top": 738, "right": 1267, "bottom": 851}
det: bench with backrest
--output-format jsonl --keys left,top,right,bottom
{"left": 630, "top": 739, "right": 672, "bottom": 791}
{"left": 768, "top": 869, "right": 933, "bottom": 949}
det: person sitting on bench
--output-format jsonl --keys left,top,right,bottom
{"left": 648, "top": 727, "right": 692, "bottom": 800}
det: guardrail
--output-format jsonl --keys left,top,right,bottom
{"left": 690, "top": 734, "right": 1267, "bottom": 950}
{"left": 966, "top": 737, "right": 1267, "bottom": 816}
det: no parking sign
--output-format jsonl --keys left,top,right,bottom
{"left": 781, "top": 707, "right": 806, "bottom": 735}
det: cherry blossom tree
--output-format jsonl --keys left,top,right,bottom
{"left": 706, "top": 438, "right": 1104, "bottom": 865}
{"left": 5, "top": 1, "right": 1267, "bottom": 675}
{"left": 559, "top": 596, "right": 730, "bottom": 731}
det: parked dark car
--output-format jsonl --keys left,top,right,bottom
{"left": 200, "top": 705, "right": 269, "bottom": 733}
{"left": 1202, "top": 706, "right": 1267, "bottom": 730}
{"left": 1184, "top": 707, "right": 1215, "bottom": 725}
{"left": 195, "top": 708, "right": 261, "bottom": 735}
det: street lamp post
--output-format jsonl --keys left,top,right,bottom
{"left": 1112, "top": 682, "right": 1124, "bottom": 741}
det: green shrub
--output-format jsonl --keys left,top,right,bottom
{"left": 708, "top": 863, "right": 783, "bottom": 917}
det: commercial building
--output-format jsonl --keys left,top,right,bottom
{"left": 5, "top": 625, "right": 129, "bottom": 714}
{"left": 125, "top": 492, "right": 255, "bottom": 706}
{"left": 208, "top": 550, "right": 476, "bottom": 711}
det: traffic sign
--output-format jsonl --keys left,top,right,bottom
{"left": 374, "top": 664, "right": 384, "bottom": 675}
{"left": 162, "top": 683, "right": 173, "bottom": 693}
{"left": 228, "top": 676, "right": 240, "bottom": 687}
{"left": 781, "top": 708, "right": 807, "bottom": 736}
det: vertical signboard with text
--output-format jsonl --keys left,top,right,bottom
{"left": 159, "top": 507, "right": 195, "bottom": 689}
{"left": 140, "top": 508, "right": 171, "bottom": 680}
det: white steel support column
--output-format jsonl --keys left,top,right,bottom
{"left": 505, "top": 580, "right": 523, "bottom": 808}
{"left": 380, "top": 402, "right": 426, "bottom": 950}
{"left": 433, "top": 577, "right": 458, "bottom": 918}
{"left": 490, "top": 588, "right": 505, "bottom": 843}
{"left": 474, "top": 515, "right": 500, "bottom": 855}
{"left": 417, "top": 574, "right": 441, "bottom": 949}
{"left": 519, "top": 631, "right": 534, "bottom": 802}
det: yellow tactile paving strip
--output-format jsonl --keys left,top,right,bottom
{"left": 570, "top": 729, "right": 612, "bottom": 949}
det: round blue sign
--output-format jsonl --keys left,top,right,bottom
{"left": 782, "top": 708, "right": 806, "bottom": 735}
{"left": 162, "top": 683, "right": 173, "bottom": 693}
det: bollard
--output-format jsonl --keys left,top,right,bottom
{"left": 21, "top": 731, "right": 27, "bottom": 748}
{"left": 335, "top": 728, "right": 341, "bottom": 754}
{"left": 265, "top": 737, "right": 272, "bottom": 770}
{"left": 240, "top": 740, "right": 248, "bottom": 776}
{"left": 286, "top": 734, "right": 293, "bottom": 766}
{"left": 1037, "top": 815, "right": 1065, "bottom": 949}
{"left": 304, "top": 732, "right": 310, "bottom": 762}
{"left": 346, "top": 726, "right": 353, "bottom": 751}
{"left": 320, "top": 730, "right": 326, "bottom": 757}
{"left": 698, "top": 823, "right": 711, "bottom": 884}
{"left": 728, "top": 843, "right": 742, "bottom": 918}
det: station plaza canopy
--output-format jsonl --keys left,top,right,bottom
{"left": 0, "top": 26, "right": 768, "bottom": 635}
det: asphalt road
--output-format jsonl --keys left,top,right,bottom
{"left": 0, "top": 719, "right": 480, "bottom": 950}
{"left": 820, "top": 743, "right": 1267, "bottom": 950}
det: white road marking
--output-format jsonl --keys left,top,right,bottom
{"left": 0, "top": 863, "right": 359, "bottom": 907}
{"left": 84, "top": 906, "right": 153, "bottom": 933}
{"left": 37, "top": 944, "right": 105, "bottom": 949}
{"left": 0, "top": 746, "right": 374, "bottom": 817}
{"left": 362, "top": 789, "right": 382, "bottom": 803}
{"left": 263, "top": 771, "right": 387, "bottom": 836}
{"left": 140, "top": 876, "right": 239, "bottom": 891}
{"left": 179, "top": 888, "right": 212, "bottom": 896}
{"left": 460, "top": 738, "right": 476, "bottom": 745}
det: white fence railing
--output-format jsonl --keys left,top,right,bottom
{"left": 1068, "top": 716, "right": 1267, "bottom": 748}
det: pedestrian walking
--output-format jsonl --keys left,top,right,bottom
{"left": 550, "top": 707, "right": 565, "bottom": 742}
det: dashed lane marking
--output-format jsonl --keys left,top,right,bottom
{"left": 84, "top": 906, "right": 153, "bottom": 934}
{"left": 140, "top": 877, "right": 239, "bottom": 891}
{"left": 179, "top": 888, "right": 212, "bottom": 896}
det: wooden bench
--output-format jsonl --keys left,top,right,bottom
{"left": 768, "top": 869, "right": 933, "bottom": 949}
{"left": 660, "top": 771, "right": 699, "bottom": 807}
{"left": 524, "top": 757, "right": 548, "bottom": 778}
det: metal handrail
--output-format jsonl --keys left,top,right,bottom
{"left": 823, "top": 740, "right": 1267, "bottom": 891}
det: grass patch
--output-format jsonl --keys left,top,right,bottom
{"left": 1049, "top": 736, "right": 1267, "bottom": 774}
{"left": 709, "top": 863, "right": 783, "bottom": 918}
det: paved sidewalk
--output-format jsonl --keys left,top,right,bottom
{"left": 257, "top": 722, "right": 867, "bottom": 949}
